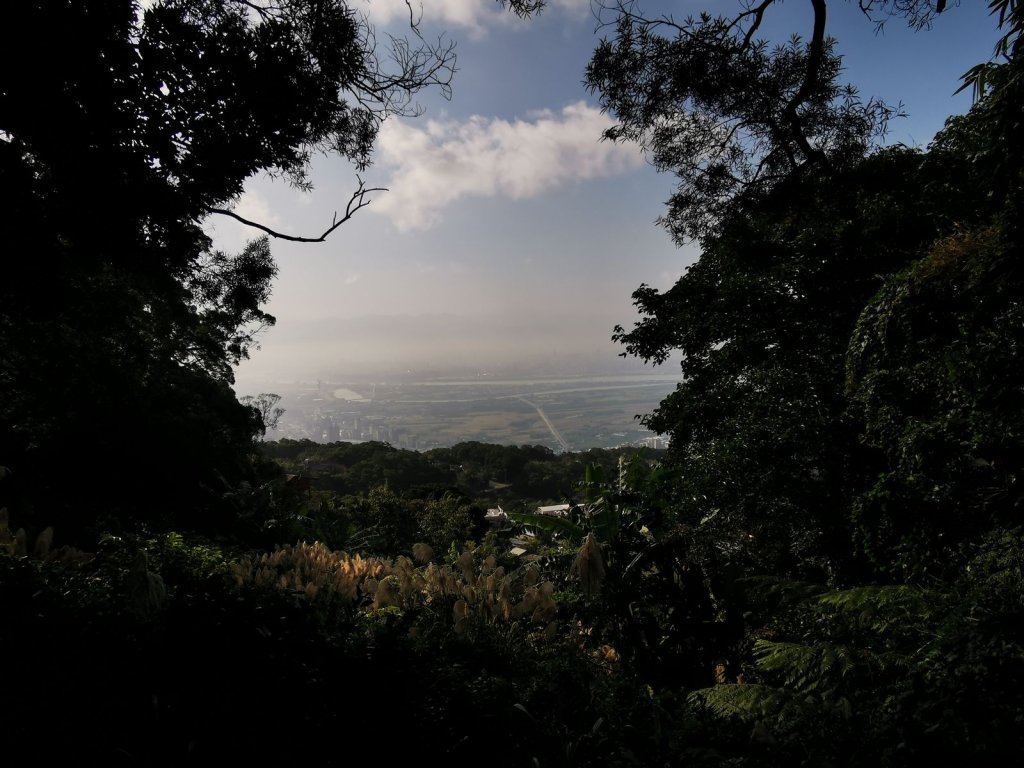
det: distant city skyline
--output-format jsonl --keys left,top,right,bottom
{"left": 259, "top": 369, "right": 682, "bottom": 451}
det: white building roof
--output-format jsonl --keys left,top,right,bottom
{"left": 535, "top": 504, "right": 571, "bottom": 516}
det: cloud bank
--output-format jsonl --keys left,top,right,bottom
{"left": 363, "top": 0, "right": 591, "bottom": 36}
{"left": 363, "top": 0, "right": 506, "bottom": 35}
{"left": 372, "top": 101, "right": 645, "bottom": 230}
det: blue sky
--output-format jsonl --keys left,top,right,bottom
{"left": 220, "top": 0, "right": 1001, "bottom": 389}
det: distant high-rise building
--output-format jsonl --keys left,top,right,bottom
{"left": 641, "top": 435, "right": 669, "bottom": 450}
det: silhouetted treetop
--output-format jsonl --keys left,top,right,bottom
{"left": 585, "top": 0, "right": 1019, "bottom": 244}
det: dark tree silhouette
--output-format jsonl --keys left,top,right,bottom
{"left": 0, "top": 0, "right": 540, "bottom": 536}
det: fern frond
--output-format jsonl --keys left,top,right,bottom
{"left": 689, "top": 683, "right": 792, "bottom": 720}
{"left": 819, "top": 584, "right": 933, "bottom": 636}
{"left": 818, "top": 584, "right": 927, "bottom": 613}
{"left": 754, "top": 640, "right": 855, "bottom": 692}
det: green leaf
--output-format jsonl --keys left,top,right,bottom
{"left": 508, "top": 511, "right": 585, "bottom": 539}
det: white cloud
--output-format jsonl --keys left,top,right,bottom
{"left": 549, "top": 0, "right": 593, "bottom": 12}
{"left": 360, "top": 0, "right": 593, "bottom": 37}
{"left": 344, "top": 273, "right": 361, "bottom": 285}
{"left": 359, "top": 0, "right": 507, "bottom": 36}
{"left": 372, "top": 101, "right": 645, "bottom": 230}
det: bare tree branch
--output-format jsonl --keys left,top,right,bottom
{"left": 207, "top": 178, "right": 386, "bottom": 243}
{"left": 594, "top": 0, "right": 693, "bottom": 38}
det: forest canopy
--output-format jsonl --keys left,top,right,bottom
{"left": 3, "top": 0, "right": 1024, "bottom": 765}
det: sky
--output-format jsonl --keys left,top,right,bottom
{"left": 218, "top": 0, "right": 1002, "bottom": 390}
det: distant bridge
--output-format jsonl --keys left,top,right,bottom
{"left": 517, "top": 397, "right": 570, "bottom": 452}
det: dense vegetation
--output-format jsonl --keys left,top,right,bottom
{"left": 3, "top": 0, "right": 1024, "bottom": 765}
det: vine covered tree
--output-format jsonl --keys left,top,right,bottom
{"left": 580, "top": 1, "right": 1024, "bottom": 759}
{"left": 591, "top": 0, "right": 1023, "bottom": 576}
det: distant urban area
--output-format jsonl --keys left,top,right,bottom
{"left": 247, "top": 371, "right": 679, "bottom": 452}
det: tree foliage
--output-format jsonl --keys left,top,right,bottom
{"left": 0, "top": 0, "right": 532, "bottom": 535}
{"left": 588, "top": 2, "right": 1024, "bottom": 761}
{"left": 586, "top": 0, "right": 899, "bottom": 243}
{"left": 601, "top": 0, "right": 1023, "bottom": 581}
{"left": 240, "top": 392, "right": 286, "bottom": 437}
